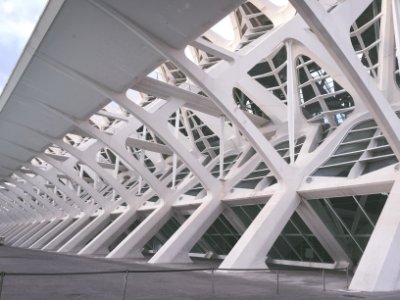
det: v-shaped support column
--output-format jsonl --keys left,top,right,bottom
{"left": 350, "top": 177, "right": 400, "bottom": 291}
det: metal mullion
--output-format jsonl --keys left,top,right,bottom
{"left": 354, "top": 13, "right": 382, "bottom": 35}
{"left": 185, "top": 112, "right": 199, "bottom": 146}
{"left": 318, "top": 199, "right": 347, "bottom": 237}
{"left": 214, "top": 218, "right": 237, "bottom": 242}
{"left": 348, "top": 127, "right": 380, "bottom": 176}
{"left": 247, "top": 205, "right": 264, "bottom": 223}
{"left": 198, "top": 125, "right": 218, "bottom": 158}
{"left": 308, "top": 78, "right": 333, "bottom": 118}
{"left": 203, "top": 232, "right": 225, "bottom": 254}
{"left": 296, "top": 56, "right": 311, "bottom": 69}
{"left": 353, "top": 30, "right": 378, "bottom": 76}
{"left": 360, "top": 38, "right": 380, "bottom": 53}
{"left": 280, "top": 233, "right": 303, "bottom": 261}
{"left": 350, "top": 201, "right": 364, "bottom": 235}
{"left": 252, "top": 67, "right": 275, "bottom": 79}
{"left": 240, "top": 206, "right": 255, "bottom": 226}
{"left": 289, "top": 219, "right": 324, "bottom": 262}
{"left": 353, "top": 196, "right": 375, "bottom": 228}
{"left": 219, "top": 214, "right": 239, "bottom": 237}
{"left": 270, "top": 245, "right": 285, "bottom": 259}
{"left": 211, "top": 220, "right": 237, "bottom": 251}
{"left": 156, "top": 221, "right": 173, "bottom": 244}
{"left": 323, "top": 198, "right": 364, "bottom": 252}
{"left": 307, "top": 73, "right": 331, "bottom": 86}
{"left": 191, "top": 239, "right": 208, "bottom": 254}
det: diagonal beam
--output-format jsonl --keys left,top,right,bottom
{"left": 125, "top": 137, "right": 173, "bottom": 155}
{"left": 135, "top": 77, "right": 221, "bottom": 117}
{"left": 190, "top": 38, "right": 238, "bottom": 62}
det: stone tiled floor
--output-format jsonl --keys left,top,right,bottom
{"left": 0, "top": 246, "right": 397, "bottom": 299}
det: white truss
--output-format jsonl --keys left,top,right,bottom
{"left": 1, "top": 0, "right": 400, "bottom": 292}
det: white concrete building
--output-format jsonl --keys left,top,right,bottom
{"left": 0, "top": 0, "right": 399, "bottom": 292}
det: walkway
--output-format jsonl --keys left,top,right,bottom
{"left": 0, "top": 247, "right": 398, "bottom": 299}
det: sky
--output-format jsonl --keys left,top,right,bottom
{"left": 0, "top": 0, "right": 288, "bottom": 95}
{"left": 0, "top": 0, "right": 48, "bottom": 94}
{"left": 0, "top": 0, "right": 237, "bottom": 96}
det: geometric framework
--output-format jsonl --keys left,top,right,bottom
{"left": 1, "top": 0, "right": 400, "bottom": 293}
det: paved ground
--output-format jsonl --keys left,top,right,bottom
{"left": 0, "top": 246, "right": 398, "bottom": 299}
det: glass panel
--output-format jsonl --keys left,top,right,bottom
{"left": 234, "top": 162, "right": 275, "bottom": 189}
{"left": 296, "top": 55, "right": 355, "bottom": 126}
{"left": 143, "top": 216, "right": 184, "bottom": 255}
{"left": 231, "top": 204, "right": 264, "bottom": 227}
{"left": 191, "top": 214, "right": 241, "bottom": 256}
{"left": 108, "top": 218, "right": 142, "bottom": 252}
{"left": 248, "top": 45, "right": 288, "bottom": 104}
{"left": 350, "top": 0, "right": 382, "bottom": 78}
{"left": 268, "top": 212, "right": 333, "bottom": 263}
{"left": 231, "top": 205, "right": 333, "bottom": 264}
{"left": 308, "top": 193, "right": 388, "bottom": 266}
{"left": 232, "top": 88, "right": 270, "bottom": 119}
{"left": 314, "top": 119, "right": 398, "bottom": 177}
{"left": 235, "top": 2, "right": 273, "bottom": 49}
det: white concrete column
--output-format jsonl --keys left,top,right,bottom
{"left": 78, "top": 209, "right": 137, "bottom": 255}
{"left": 219, "top": 115, "right": 225, "bottom": 178}
{"left": 286, "top": 40, "right": 296, "bottom": 165}
{"left": 0, "top": 224, "right": 15, "bottom": 236}
{"left": 350, "top": 178, "right": 400, "bottom": 291}
{"left": 378, "top": 0, "right": 396, "bottom": 98}
{"left": 149, "top": 198, "right": 224, "bottom": 264}
{"left": 220, "top": 185, "right": 300, "bottom": 269}
{"left": 3, "top": 223, "right": 28, "bottom": 240}
{"left": 8, "top": 222, "right": 42, "bottom": 245}
{"left": 30, "top": 217, "right": 74, "bottom": 249}
{"left": 107, "top": 205, "right": 172, "bottom": 258}
{"left": 20, "top": 219, "right": 61, "bottom": 248}
{"left": 9, "top": 221, "right": 44, "bottom": 247}
{"left": 42, "top": 215, "right": 91, "bottom": 250}
{"left": 13, "top": 221, "right": 50, "bottom": 247}
{"left": 59, "top": 212, "right": 110, "bottom": 253}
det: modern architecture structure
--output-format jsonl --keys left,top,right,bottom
{"left": 0, "top": 0, "right": 399, "bottom": 292}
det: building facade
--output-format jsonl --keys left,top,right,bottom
{"left": 0, "top": 0, "right": 399, "bottom": 291}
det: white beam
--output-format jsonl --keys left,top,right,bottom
{"left": 350, "top": 177, "right": 400, "bottom": 291}
{"left": 20, "top": 219, "right": 61, "bottom": 248}
{"left": 107, "top": 205, "right": 172, "bottom": 258}
{"left": 30, "top": 217, "right": 74, "bottom": 249}
{"left": 59, "top": 212, "right": 110, "bottom": 253}
{"left": 125, "top": 137, "right": 173, "bottom": 155}
{"left": 78, "top": 210, "right": 137, "bottom": 255}
{"left": 220, "top": 185, "right": 299, "bottom": 268}
{"left": 190, "top": 38, "right": 238, "bottom": 62}
{"left": 42, "top": 215, "right": 91, "bottom": 250}
{"left": 286, "top": 40, "right": 295, "bottom": 165}
{"left": 149, "top": 197, "right": 224, "bottom": 264}
{"left": 13, "top": 221, "right": 50, "bottom": 247}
